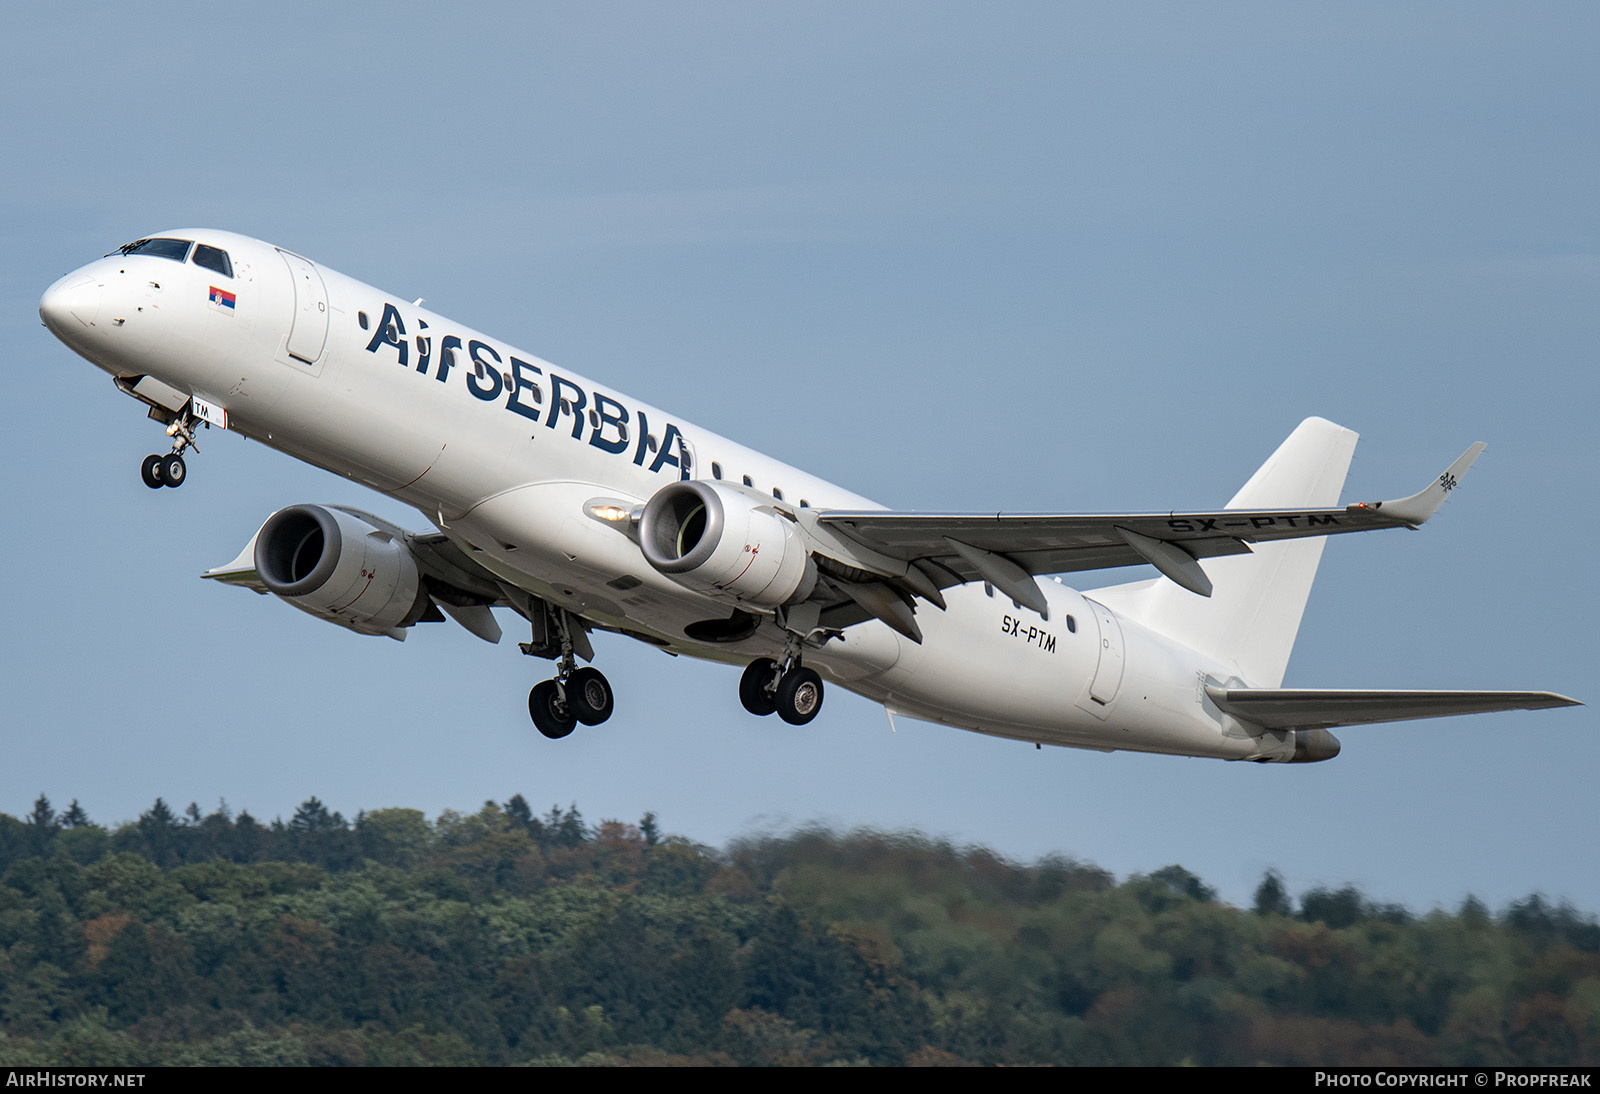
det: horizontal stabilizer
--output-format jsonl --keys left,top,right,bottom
{"left": 1207, "top": 685, "right": 1581, "bottom": 730}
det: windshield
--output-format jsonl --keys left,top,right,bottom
{"left": 114, "top": 238, "right": 193, "bottom": 262}
{"left": 192, "top": 243, "right": 233, "bottom": 278}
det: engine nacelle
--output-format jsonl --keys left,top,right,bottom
{"left": 638, "top": 481, "right": 815, "bottom": 609}
{"left": 254, "top": 504, "right": 429, "bottom": 637}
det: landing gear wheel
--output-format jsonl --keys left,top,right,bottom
{"left": 160, "top": 453, "right": 187, "bottom": 488}
{"left": 739, "top": 658, "right": 779, "bottom": 717}
{"left": 140, "top": 454, "right": 165, "bottom": 489}
{"left": 528, "top": 680, "right": 576, "bottom": 739}
{"left": 775, "top": 667, "right": 824, "bottom": 726}
{"left": 567, "top": 667, "right": 614, "bottom": 726}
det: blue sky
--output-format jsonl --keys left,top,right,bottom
{"left": 4, "top": 2, "right": 1595, "bottom": 914}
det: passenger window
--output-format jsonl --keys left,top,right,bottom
{"left": 772, "top": 487, "right": 784, "bottom": 501}
{"left": 742, "top": 475, "right": 753, "bottom": 487}
{"left": 192, "top": 244, "right": 233, "bottom": 278}
{"left": 711, "top": 462, "right": 723, "bottom": 479}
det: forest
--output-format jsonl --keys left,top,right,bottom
{"left": 0, "top": 794, "right": 1595, "bottom": 1066}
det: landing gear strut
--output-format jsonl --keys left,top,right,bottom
{"left": 522, "top": 605, "right": 613, "bottom": 739}
{"left": 139, "top": 404, "right": 201, "bottom": 489}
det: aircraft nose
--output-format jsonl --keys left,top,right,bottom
{"left": 40, "top": 272, "right": 102, "bottom": 332}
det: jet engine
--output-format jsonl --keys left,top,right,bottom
{"left": 254, "top": 504, "right": 430, "bottom": 637}
{"left": 638, "top": 481, "right": 815, "bottom": 609}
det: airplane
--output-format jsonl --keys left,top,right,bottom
{"left": 38, "top": 230, "right": 1579, "bottom": 762}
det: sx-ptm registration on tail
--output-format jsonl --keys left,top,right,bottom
{"left": 39, "top": 230, "right": 1579, "bottom": 762}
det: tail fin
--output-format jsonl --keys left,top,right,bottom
{"left": 1088, "top": 417, "right": 1358, "bottom": 687}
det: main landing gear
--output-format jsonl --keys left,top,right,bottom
{"left": 523, "top": 606, "right": 614, "bottom": 740}
{"left": 740, "top": 656, "right": 825, "bottom": 725}
{"left": 139, "top": 404, "right": 201, "bottom": 489}
{"left": 528, "top": 667, "right": 615, "bottom": 739}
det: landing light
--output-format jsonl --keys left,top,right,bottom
{"left": 584, "top": 498, "right": 641, "bottom": 533}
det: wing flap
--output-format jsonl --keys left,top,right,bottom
{"left": 1206, "top": 686, "right": 1581, "bottom": 730}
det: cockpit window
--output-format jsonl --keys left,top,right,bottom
{"left": 192, "top": 244, "right": 233, "bottom": 279}
{"left": 117, "top": 238, "right": 192, "bottom": 262}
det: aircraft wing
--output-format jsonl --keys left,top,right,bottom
{"left": 816, "top": 442, "right": 1485, "bottom": 603}
{"left": 1206, "top": 686, "right": 1582, "bottom": 730}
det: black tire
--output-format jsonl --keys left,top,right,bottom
{"left": 140, "top": 454, "right": 165, "bottom": 489}
{"left": 528, "top": 679, "right": 576, "bottom": 739}
{"left": 161, "top": 453, "right": 187, "bottom": 488}
{"left": 775, "top": 666, "right": 824, "bottom": 726}
{"left": 568, "top": 667, "right": 614, "bottom": 726}
{"left": 739, "top": 658, "right": 779, "bottom": 716}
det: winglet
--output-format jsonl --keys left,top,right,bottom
{"left": 1366, "top": 442, "right": 1486, "bottom": 527}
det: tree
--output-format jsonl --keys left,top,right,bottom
{"left": 544, "top": 805, "right": 588, "bottom": 849}
{"left": 232, "top": 811, "right": 266, "bottom": 862}
{"left": 356, "top": 808, "right": 433, "bottom": 869}
{"left": 290, "top": 796, "right": 340, "bottom": 835}
{"left": 58, "top": 801, "right": 91, "bottom": 829}
{"left": 134, "top": 798, "right": 180, "bottom": 866}
{"left": 1149, "top": 864, "right": 1217, "bottom": 903}
{"left": 1300, "top": 885, "right": 1366, "bottom": 929}
{"left": 24, "top": 795, "right": 58, "bottom": 857}
{"left": 290, "top": 796, "right": 354, "bottom": 869}
{"left": 1253, "top": 869, "right": 1293, "bottom": 917}
{"left": 1131, "top": 864, "right": 1216, "bottom": 913}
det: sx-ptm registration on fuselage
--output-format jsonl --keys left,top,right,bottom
{"left": 39, "top": 230, "right": 1578, "bottom": 761}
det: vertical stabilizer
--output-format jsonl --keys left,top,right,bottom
{"left": 1088, "top": 418, "right": 1358, "bottom": 687}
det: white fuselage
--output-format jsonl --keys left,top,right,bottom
{"left": 41, "top": 230, "right": 1289, "bottom": 761}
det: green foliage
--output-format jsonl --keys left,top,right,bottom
{"left": 1254, "top": 869, "right": 1293, "bottom": 918}
{"left": 0, "top": 798, "right": 1594, "bottom": 1065}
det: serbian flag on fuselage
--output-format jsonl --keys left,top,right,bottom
{"left": 209, "top": 285, "right": 236, "bottom": 312}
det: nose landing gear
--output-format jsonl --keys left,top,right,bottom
{"left": 139, "top": 404, "right": 201, "bottom": 489}
{"left": 139, "top": 450, "right": 188, "bottom": 488}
